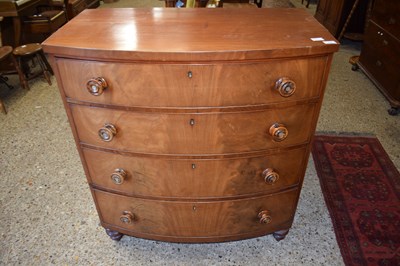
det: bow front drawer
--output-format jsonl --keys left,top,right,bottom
{"left": 93, "top": 188, "right": 298, "bottom": 241}
{"left": 57, "top": 57, "right": 328, "bottom": 107}
{"left": 70, "top": 103, "right": 316, "bottom": 154}
{"left": 83, "top": 146, "right": 308, "bottom": 198}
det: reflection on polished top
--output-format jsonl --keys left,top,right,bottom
{"left": 42, "top": 8, "right": 339, "bottom": 61}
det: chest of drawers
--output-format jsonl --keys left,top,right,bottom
{"left": 43, "top": 8, "right": 338, "bottom": 243}
{"left": 358, "top": 0, "right": 400, "bottom": 115}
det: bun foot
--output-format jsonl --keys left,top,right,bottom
{"left": 105, "top": 229, "right": 124, "bottom": 241}
{"left": 273, "top": 229, "right": 289, "bottom": 241}
{"left": 388, "top": 107, "right": 399, "bottom": 116}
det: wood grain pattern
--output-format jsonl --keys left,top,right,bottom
{"left": 42, "top": 8, "right": 339, "bottom": 61}
{"left": 83, "top": 146, "right": 308, "bottom": 198}
{"left": 70, "top": 103, "right": 316, "bottom": 154}
{"left": 93, "top": 187, "right": 298, "bottom": 239}
{"left": 57, "top": 57, "right": 328, "bottom": 107}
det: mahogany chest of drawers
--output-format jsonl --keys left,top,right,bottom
{"left": 43, "top": 8, "right": 338, "bottom": 243}
{"left": 358, "top": 0, "right": 400, "bottom": 115}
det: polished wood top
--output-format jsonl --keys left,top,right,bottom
{"left": 43, "top": 8, "right": 339, "bottom": 61}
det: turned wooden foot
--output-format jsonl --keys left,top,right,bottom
{"left": 105, "top": 228, "right": 124, "bottom": 241}
{"left": 273, "top": 229, "right": 289, "bottom": 241}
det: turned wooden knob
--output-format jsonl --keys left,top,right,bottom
{"left": 262, "top": 168, "right": 279, "bottom": 184}
{"left": 258, "top": 210, "right": 272, "bottom": 224}
{"left": 86, "top": 77, "right": 107, "bottom": 96}
{"left": 269, "top": 123, "right": 288, "bottom": 142}
{"left": 111, "top": 168, "right": 127, "bottom": 185}
{"left": 275, "top": 77, "right": 296, "bottom": 97}
{"left": 120, "top": 211, "right": 135, "bottom": 224}
{"left": 98, "top": 123, "right": 117, "bottom": 142}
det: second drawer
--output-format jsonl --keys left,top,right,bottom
{"left": 70, "top": 103, "right": 317, "bottom": 154}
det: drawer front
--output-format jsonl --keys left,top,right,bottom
{"left": 371, "top": 0, "right": 400, "bottom": 37}
{"left": 70, "top": 104, "right": 316, "bottom": 154}
{"left": 57, "top": 57, "right": 327, "bottom": 107}
{"left": 363, "top": 21, "right": 400, "bottom": 66}
{"left": 83, "top": 146, "right": 308, "bottom": 197}
{"left": 93, "top": 188, "right": 298, "bottom": 238}
{"left": 360, "top": 45, "right": 400, "bottom": 101}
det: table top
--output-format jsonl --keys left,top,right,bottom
{"left": 42, "top": 8, "right": 339, "bottom": 61}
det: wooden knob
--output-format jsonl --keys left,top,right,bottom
{"left": 258, "top": 210, "right": 272, "bottom": 224}
{"left": 98, "top": 123, "right": 117, "bottom": 142}
{"left": 275, "top": 77, "right": 296, "bottom": 97}
{"left": 269, "top": 123, "right": 288, "bottom": 142}
{"left": 86, "top": 77, "right": 107, "bottom": 96}
{"left": 262, "top": 168, "right": 279, "bottom": 184}
{"left": 111, "top": 168, "right": 127, "bottom": 185}
{"left": 120, "top": 211, "right": 135, "bottom": 224}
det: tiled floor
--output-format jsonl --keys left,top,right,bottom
{"left": 0, "top": 1, "right": 399, "bottom": 265}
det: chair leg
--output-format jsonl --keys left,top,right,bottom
{"left": 254, "top": 0, "right": 263, "bottom": 8}
{"left": 0, "top": 98, "right": 7, "bottom": 114}
{"left": 38, "top": 50, "right": 54, "bottom": 75}
{"left": 36, "top": 54, "right": 52, "bottom": 85}
{"left": 11, "top": 55, "right": 30, "bottom": 90}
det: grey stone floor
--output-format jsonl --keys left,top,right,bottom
{"left": 1, "top": 2, "right": 399, "bottom": 266}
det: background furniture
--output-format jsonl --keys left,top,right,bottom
{"left": 43, "top": 8, "right": 338, "bottom": 243}
{"left": 0, "top": 0, "right": 43, "bottom": 47}
{"left": 12, "top": 43, "right": 53, "bottom": 90}
{"left": 66, "top": 0, "right": 100, "bottom": 19}
{"left": 224, "top": 0, "right": 263, "bottom": 8}
{"left": 314, "top": 0, "right": 370, "bottom": 38}
{"left": 164, "top": 0, "right": 219, "bottom": 7}
{"left": 301, "top": 0, "right": 310, "bottom": 8}
{"left": 358, "top": 0, "right": 400, "bottom": 115}
{"left": 0, "top": 46, "right": 14, "bottom": 114}
{"left": 22, "top": 0, "right": 68, "bottom": 43}
{"left": 164, "top": 0, "right": 262, "bottom": 7}
{"left": 0, "top": 0, "right": 99, "bottom": 47}
{"left": 0, "top": 46, "right": 14, "bottom": 91}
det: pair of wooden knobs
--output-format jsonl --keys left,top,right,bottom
{"left": 109, "top": 167, "right": 279, "bottom": 185}
{"left": 118, "top": 210, "right": 272, "bottom": 225}
{"left": 86, "top": 77, "right": 296, "bottom": 97}
{"left": 98, "top": 123, "right": 288, "bottom": 142}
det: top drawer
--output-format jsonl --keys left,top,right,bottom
{"left": 56, "top": 57, "right": 328, "bottom": 107}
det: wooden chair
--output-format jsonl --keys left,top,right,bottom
{"left": 22, "top": 0, "right": 68, "bottom": 42}
{"left": 0, "top": 46, "right": 15, "bottom": 114}
{"left": 12, "top": 43, "right": 53, "bottom": 91}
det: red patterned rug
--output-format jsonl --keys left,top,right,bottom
{"left": 312, "top": 134, "right": 400, "bottom": 266}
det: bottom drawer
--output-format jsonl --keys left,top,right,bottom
{"left": 93, "top": 188, "right": 298, "bottom": 242}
